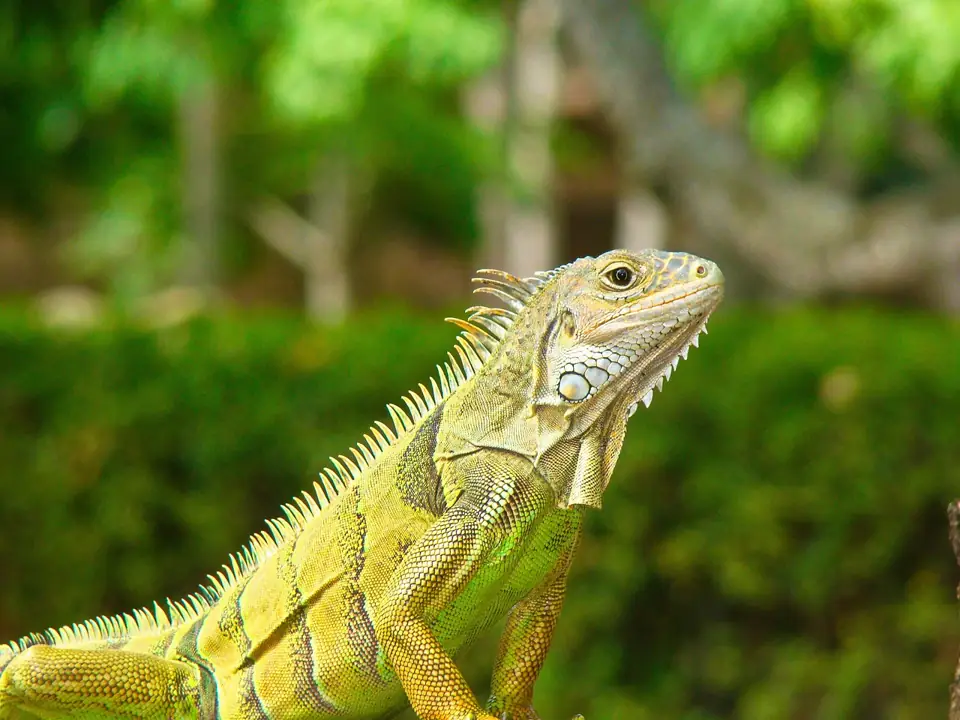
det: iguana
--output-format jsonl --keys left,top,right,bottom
{"left": 0, "top": 249, "right": 723, "bottom": 720}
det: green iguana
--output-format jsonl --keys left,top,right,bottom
{"left": 0, "top": 249, "right": 723, "bottom": 720}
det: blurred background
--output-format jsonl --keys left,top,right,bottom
{"left": 1, "top": 0, "right": 959, "bottom": 717}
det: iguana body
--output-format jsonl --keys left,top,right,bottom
{"left": 0, "top": 249, "right": 724, "bottom": 720}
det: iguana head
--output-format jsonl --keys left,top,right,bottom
{"left": 532, "top": 249, "right": 723, "bottom": 423}
{"left": 450, "top": 248, "right": 723, "bottom": 508}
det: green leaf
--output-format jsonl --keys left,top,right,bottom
{"left": 749, "top": 68, "right": 824, "bottom": 162}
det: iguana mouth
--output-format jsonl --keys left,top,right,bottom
{"left": 624, "top": 312, "right": 712, "bottom": 419}
{"left": 556, "top": 281, "right": 721, "bottom": 415}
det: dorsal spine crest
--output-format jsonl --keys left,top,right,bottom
{"left": 0, "top": 264, "right": 556, "bottom": 658}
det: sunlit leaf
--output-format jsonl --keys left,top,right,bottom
{"left": 749, "top": 67, "right": 824, "bottom": 162}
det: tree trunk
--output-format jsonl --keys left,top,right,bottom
{"left": 948, "top": 500, "right": 960, "bottom": 720}
{"left": 463, "top": 57, "right": 509, "bottom": 271}
{"left": 304, "top": 155, "right": 351, "bottom": 322}
{"left": 502, "top": 0, "right": 561, "bottom": 278}
{"left": 617, "top": 186, "right": 667, "bottom": 251}
{"left": 178, "top": 72, "right": 220, "bottom": 297}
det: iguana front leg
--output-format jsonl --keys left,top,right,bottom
{"left": 376, "top": 502, "right": 499, "bottom": 720}
{"left": 486, "top": 514, "right": 582, "bottom": 720}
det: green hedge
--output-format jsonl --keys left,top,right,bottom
{"left": 0, "top": 308, "right": 957, "bottom": 718}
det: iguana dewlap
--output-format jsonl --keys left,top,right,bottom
{"left": 0, "top": 249, "right": 723, "bottom": 720}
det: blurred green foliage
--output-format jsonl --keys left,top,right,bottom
{"left": 7, "top": 1, "right": 960, "bottom": 301}
{"left": 652, "top": 0, "right": 960, "bottom": 181}
{"left": 0, "top": 307, "right": 956, "bottom": 718}
{"left": 3, "top": 1, "right": 500, "bottom": 297}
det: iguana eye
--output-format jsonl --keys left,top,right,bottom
{"left": 604, "top": 265, "right": 636, "bottom": 289}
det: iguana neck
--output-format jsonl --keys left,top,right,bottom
{"left": 536, "top": 408, "right": 629, "bottom": 509}
{"left": 436, "top": 285, "right": 626, "bottom": 509}
{"left": 435, "top": 283, "right": 556, "bottom": 460}
{"left": 435, "top": 328, "right": 542, "bottom": 461}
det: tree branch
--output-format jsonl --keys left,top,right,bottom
{"left": 948, "top": 500, "right": 960, "bottom": 720}
{"left": 247, "top": 197, "right": 318, "bottom": 270}
{"left": 558, "top": 0, "right": 960, "bottom": 307}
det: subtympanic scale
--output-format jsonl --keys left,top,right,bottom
{"left": 556, "top": 319, "right": 710, "bottom": 421}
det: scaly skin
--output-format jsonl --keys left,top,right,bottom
{"left": 0, "top": 249, "right": 723, "bottom": 720}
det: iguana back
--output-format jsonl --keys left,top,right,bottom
{"left": 0, "top": 249, "right": 723, "bottom": 720}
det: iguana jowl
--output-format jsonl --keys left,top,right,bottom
{"left": 0, "top": 249, "right": 723, "bottom": 720}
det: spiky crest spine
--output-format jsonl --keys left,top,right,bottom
{"left": 0, "top": 267, "right": 563, "bottom": 657}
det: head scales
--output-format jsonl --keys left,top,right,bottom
{"left": 441, "top": 249, "right": 724, "bottom": 508}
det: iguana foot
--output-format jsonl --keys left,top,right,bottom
{"left": 486, "top": 699, "right": 542, "bottom": 720}
{"left": 487, "top": 710, "right": 584, "bottom": 720}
